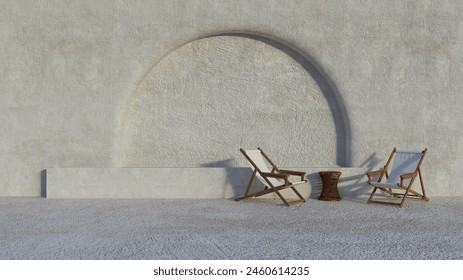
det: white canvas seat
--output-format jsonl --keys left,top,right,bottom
{"left": 235, "top": 148, "right": 307, "bottom": 206}
{"left": 366, "top": 148, "right": 428, "bottom": 207}
{"left": 369, "top": 182, "right": 402, "bottom": 189}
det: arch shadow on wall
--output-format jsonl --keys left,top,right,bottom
{"left": 118, "top": 32, "right": 351, "bottom": 168}
{"left": 215, "top": 32, "right": 351, "bottom": 167}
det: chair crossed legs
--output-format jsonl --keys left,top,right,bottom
{"left": 235, "top": 148, "right": 307, "bottom": 206}
{"left": 367, "top": 148, "right": 428, "bottom": 207}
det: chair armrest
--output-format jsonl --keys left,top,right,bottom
{"left": 261, "top": 172, "right": 289, "bottom": 179}
{"left": 400, "top": 172, "right": 417, "bottom": 180}
{"left": 279, "top": 169, "right": 306, "bottom": 176}
{"left": 366, "top": 169, "right": 383, "bottom": 178}
{"left": 279, "top": 169, "right": 306, "bottom": 181}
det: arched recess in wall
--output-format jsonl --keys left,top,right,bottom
{"left": 119, "top": 33, "right": 350, "bottom": 167}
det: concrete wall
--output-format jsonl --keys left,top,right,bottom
{"left": 1, "top": 0, "right": 462, "bottom": 196}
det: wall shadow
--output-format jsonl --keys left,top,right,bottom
{"left": 307, "top": 173, "right": 323, "bottom": 199}
{"left": 200, "top": 159, "right": 235, "bottom": 168}
{"left": 200, "top": 156, "right": 385, "bottom": 202}
{"left": 337, "top": 173, "right": 370, "bottom": 202}
{"left": 40, "top": 169, "right": 47, "bottom": 198}
{"left": 340, "top": 153, "right": 381, "bottom": 201}
{"left": 206, "top": 32, "right": 350, "bottom": 167}
{"left": 201, "top": 159, "right": 262, "bottom": 200}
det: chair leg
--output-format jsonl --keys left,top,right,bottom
{"left": 273, "top": 188, "right": 290, "bottom": 207}
{"left": 291, "top": 186, "right": 306, "bottom": 202}
{"left": 418, "top": 168, "right": 428, "bottom": 201}
{"left": 235, "top": 170, "right": 256, "bottom": 201}
{"left": 386, "top": 188, "right": 402, "bottom": 199}
{"left": 369, "top": 175, "right": 427, "bottom": 207}
{"left": 368, "top": 187, "right": 378, "bottom": 204}
{"left": 269, "top": 184, "right": 305, "bottom": 207}
{"left": 399, "top": 176, "right": 418, "bottom": 207}
{"left": 399, "top": 187, "right": 410, "bottom": 208}
{"left": 237, "top": 177, "right": 305, "bottom": 207}
{"left": 395, "top": 188, "right": 429, "bottom": 201}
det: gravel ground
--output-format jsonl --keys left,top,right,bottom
{"left": 0, "top": 197, "right": 462, "bottom": 259}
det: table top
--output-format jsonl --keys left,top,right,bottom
{"left": 318, "top": 171, "right": 342, "bottom": 175}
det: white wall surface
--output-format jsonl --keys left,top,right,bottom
{"left": 1, "top": 0, "right": 462, "bottom": 196}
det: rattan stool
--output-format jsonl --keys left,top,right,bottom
{"left": 318, "top": 171, "right": 342, "bottom": 201}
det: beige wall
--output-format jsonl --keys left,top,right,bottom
{"left": 1, "top": 0, "right": 462, "bottom": 196}
{"left": 121, "top": 35, "right": 345, "bottom": 168}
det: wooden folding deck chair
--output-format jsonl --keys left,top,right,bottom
{"left": 235, "top": 148, "right": 307, "bottom": 206}
{"left": 367, "top": 148, "right": 428, "bottom": 207}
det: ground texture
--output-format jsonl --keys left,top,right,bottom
{"left": 1, "top": 197, "right": 462, "bottom": 259}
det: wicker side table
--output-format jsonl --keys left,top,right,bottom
{"left": 318, "top": 171, "right": 342, "bottom": 201}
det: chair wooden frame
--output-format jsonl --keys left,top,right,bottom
{"left": 367, "top": 147, "right": 428, "bottom": 207}
{"left": 235, "top": 148, "right": 307, "bottom": 206}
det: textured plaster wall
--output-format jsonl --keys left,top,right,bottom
{"left": 1, "top": 0, "right": 462, "bottom": 196}
{"left": 122, "top": 35, "right": 344, "bottom": 168}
